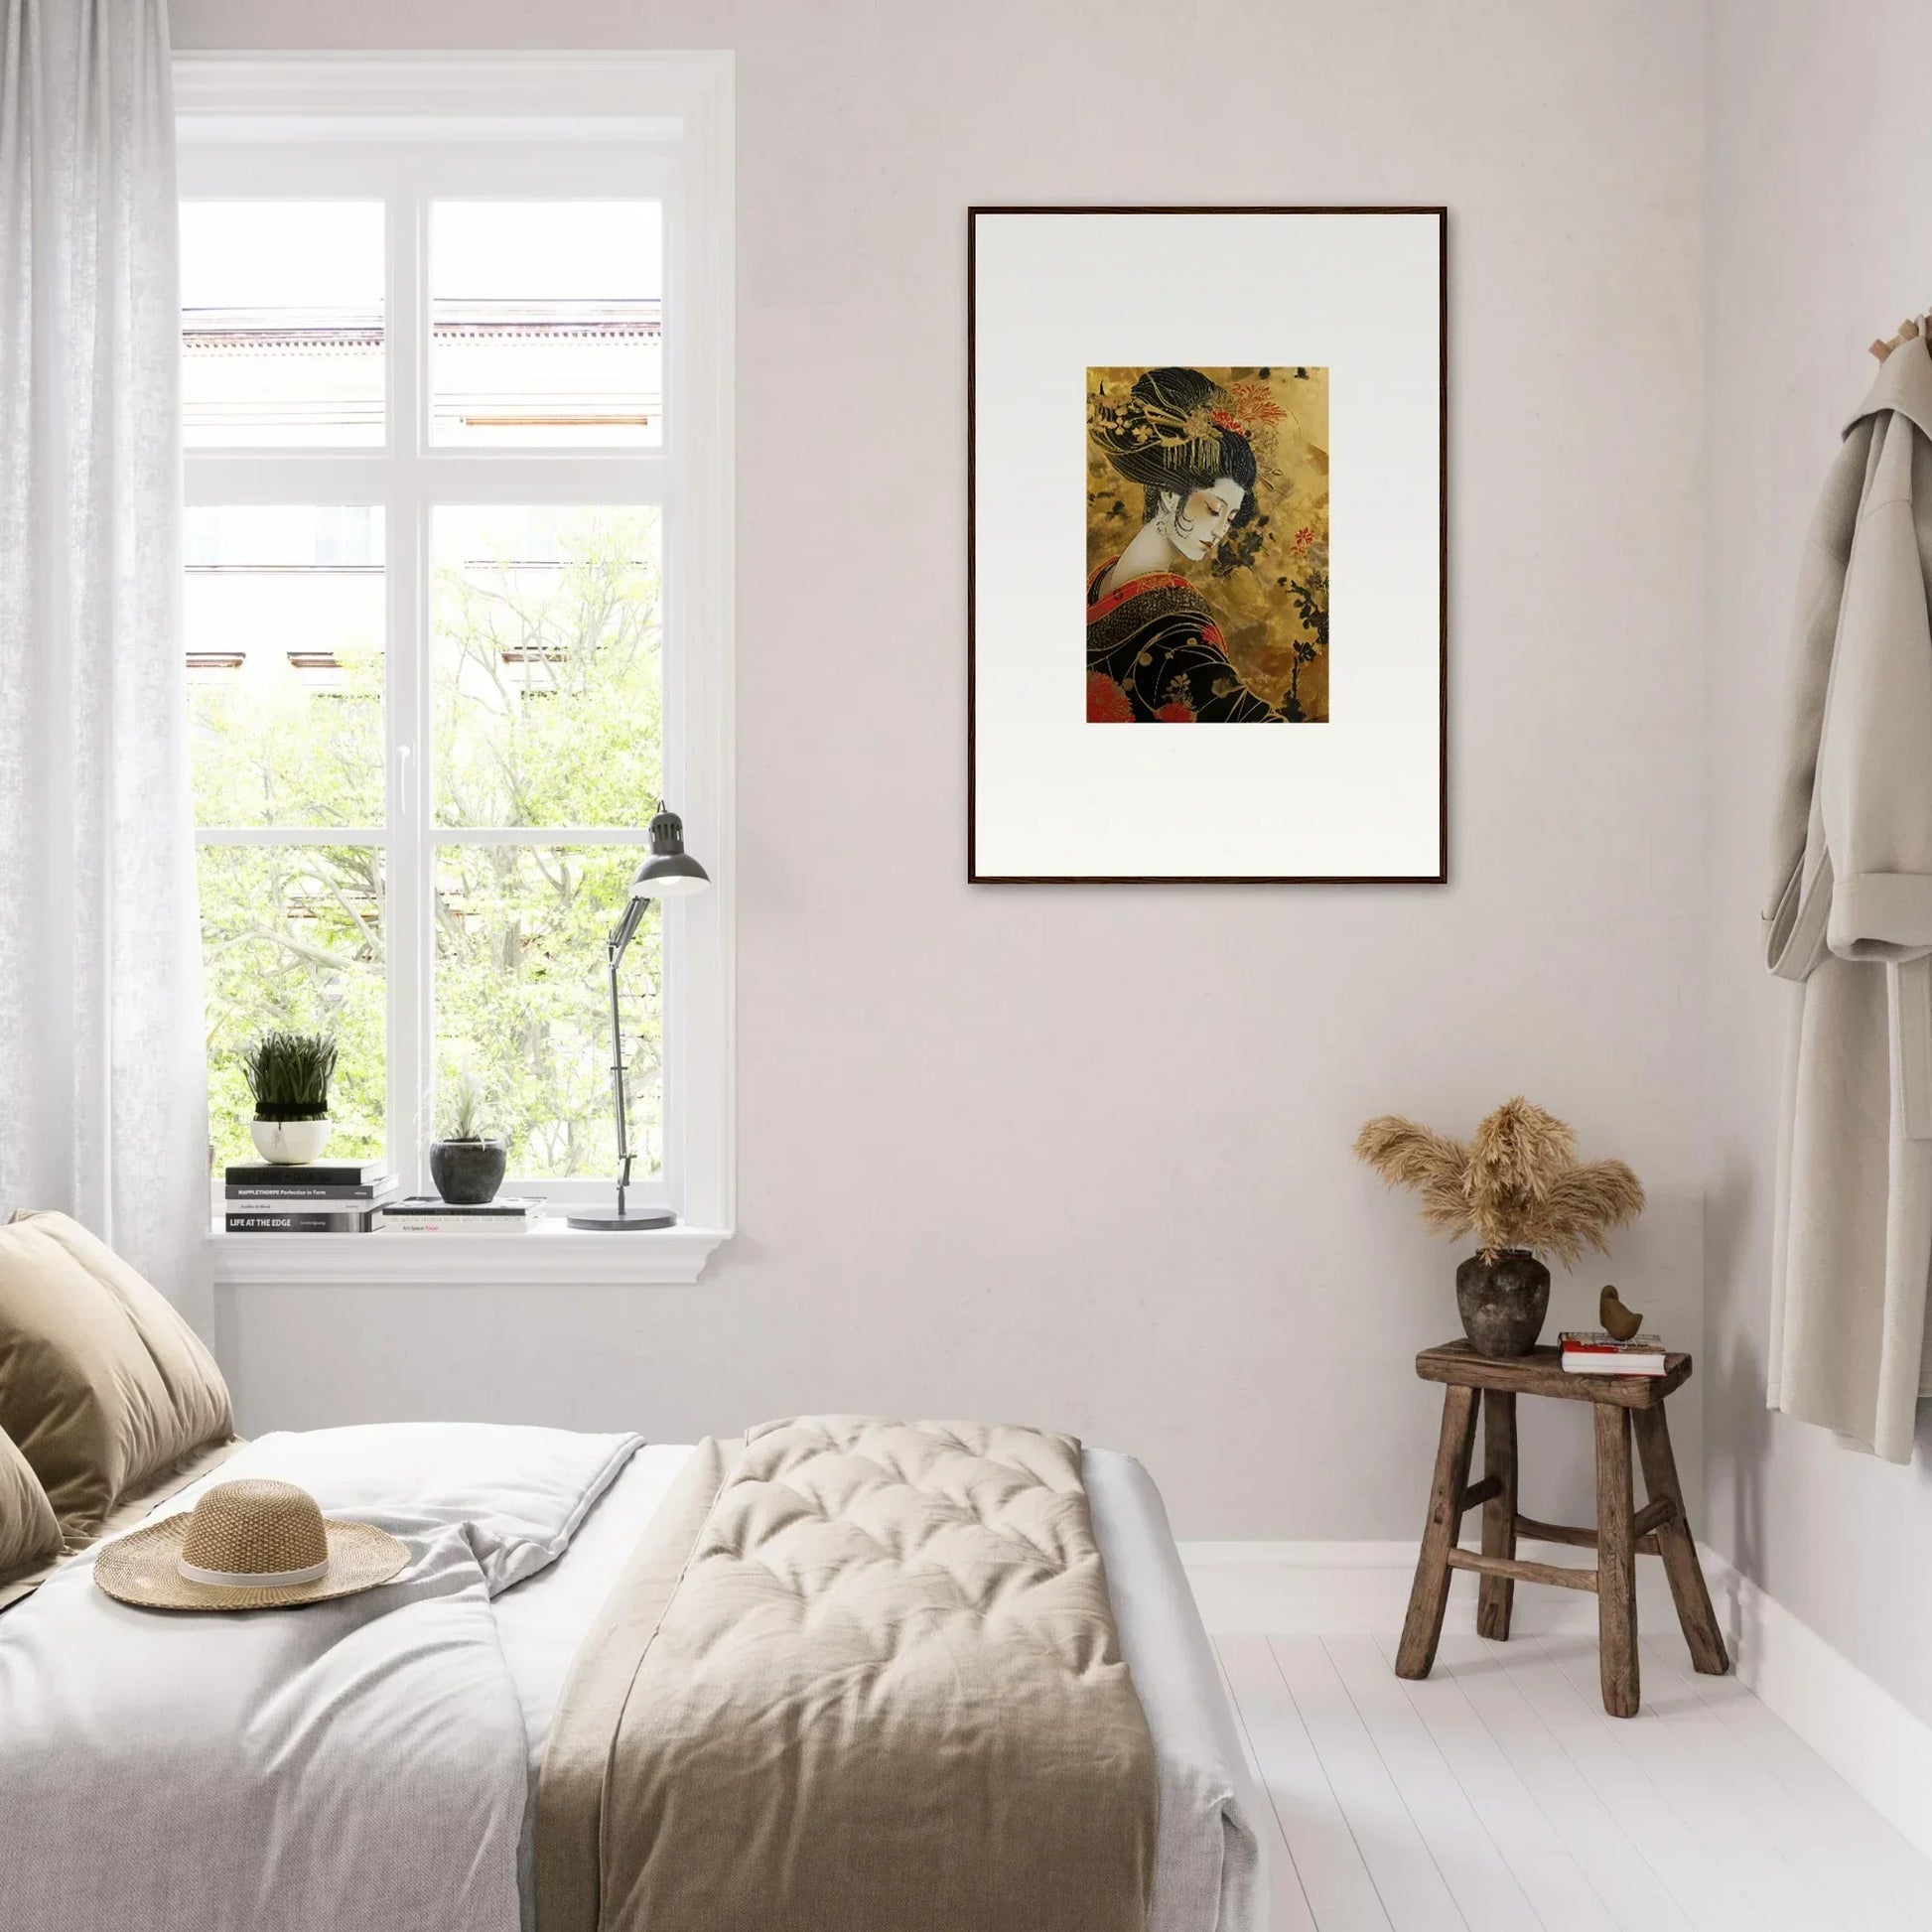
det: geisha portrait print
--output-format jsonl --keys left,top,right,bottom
{"left": 1086, "top": 364, "right": 1329, "bottom": 724}
{"left": 970, "top": 208, "right": 1445, "bottom": 883}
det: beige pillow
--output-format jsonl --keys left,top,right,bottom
{"left": 0, "top": 1422, "right": 61, "bottom": 1583}
{"left": 0, "top": 1210, "right": 233, "bottom": 1540}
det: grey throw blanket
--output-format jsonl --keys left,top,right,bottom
{"left": 0, "top": 1424, "right": 638, "bottom": 1932}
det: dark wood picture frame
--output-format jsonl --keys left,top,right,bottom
{"left": 966, "top": 205, "right": 1449, "bottom": 886}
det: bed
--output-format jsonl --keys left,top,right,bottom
{"left": 0, "top": 1420, "right": 1265, "bottom": 1932}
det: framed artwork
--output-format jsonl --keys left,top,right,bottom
{"left": 968, "top": 207, "right": 1447, "bottom": 884}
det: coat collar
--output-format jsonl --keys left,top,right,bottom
{"left": 1847, "top": 333, "right": 1932, "bottom": 445}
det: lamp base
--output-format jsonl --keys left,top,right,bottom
{"left": 566, "top": 1206, "right": 677, "bottom": 1232}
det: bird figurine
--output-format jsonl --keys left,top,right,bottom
{"left": 1599, "top": 1285, "right": 1643, "bottom": 1341}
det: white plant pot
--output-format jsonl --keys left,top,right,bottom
{"left": 249, "top": 1118, "right": 333, "bottom": 1166}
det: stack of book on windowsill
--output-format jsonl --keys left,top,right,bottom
{"left": 377, "top": 1196, "right": 544, "bottom": 1235}
{"left": 223, "top": 1160, "right": 397, "bottom": 1233}
{"left": 1559, "top": 1329, "right": 1669, "bottom": 1376}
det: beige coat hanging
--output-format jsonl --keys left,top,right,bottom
{"left": 1766, "top": 334, "right": 1932, "bottom": 1462}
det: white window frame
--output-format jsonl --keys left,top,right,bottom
{"left": 179, "top": 55, "right": 735, "bottom": 1285}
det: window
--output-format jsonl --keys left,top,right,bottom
{"left": 177, "top": 57, "right": 735, "bottom": 1270}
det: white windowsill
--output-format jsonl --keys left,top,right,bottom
{"left": 207, "top": 1218, "right": 731, "bottom": 1286}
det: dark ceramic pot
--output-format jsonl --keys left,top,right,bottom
{"left": 1455, "top": 1249, "right": 1551, "bottom": 1357}
{"left": 428, "top": 1138, "right": 507, "bottom": 1206}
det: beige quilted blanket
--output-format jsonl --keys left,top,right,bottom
{"left": 535, "top": 1417, "right": 1158, "bottom": 1932}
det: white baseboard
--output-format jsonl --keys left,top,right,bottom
{"left": 1180, "top": 1538, "right": 1932, "bottom": 1865}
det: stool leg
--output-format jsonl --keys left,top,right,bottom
{"left": 1397, "top": 1384, "right": 1478, "bottom": 1680}
{"left": 1633, "top": 1405, "right": 1729, "bottom": 1676}
{"left": 1476, "top": 1389, "right": 1518, "bottom": 1641}
{"left": 1594, "top": 1404, "right": 1640, "bottom": 1718}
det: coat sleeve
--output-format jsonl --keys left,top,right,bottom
{"left": 1764, "top": 426, "right": 1867, "bottom": 980}
{"left": 1819, "top": 418, "right": 1932, "bottom": 963}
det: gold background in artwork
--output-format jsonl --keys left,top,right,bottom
{"left": 1086, "top": 365, "right": 1330, "bottom": 721}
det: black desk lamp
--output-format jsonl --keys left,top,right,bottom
{"left": 567, "top": 802, "right": 709, "bottom": 1231}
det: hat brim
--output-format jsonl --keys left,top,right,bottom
{"left": 93, "top": 1514, "right": 411, "bottom": 1611}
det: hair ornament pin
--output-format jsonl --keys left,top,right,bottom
{"left": 1098, "top": 395, "right": 1220, "bottom": 452}
{"left": 1095, "top": 389, "right": 1277, "bottom": 456}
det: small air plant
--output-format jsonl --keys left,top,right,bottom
{"left": 241, "top": 1031, "right": 338, "bottom": 1122}
{"left": 439, "top": 1066, "right": 495, "bottom": 1145}
{"left": 1353, "top": 1097, "right": 1644, "bottom": 1267}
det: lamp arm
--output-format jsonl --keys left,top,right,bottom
{"left": 605, "top": 894, "right": 652, "bottom": 1217}
{"left": 609, "top": 893, "right": 649, "bottom": 960}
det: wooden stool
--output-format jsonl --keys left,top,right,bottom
{"left": 1394, "top": 1340, "right": 1728, "bottom": 1717}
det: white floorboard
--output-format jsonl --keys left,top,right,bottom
{"left": 1321, "top": 1634, "right": 1542, "bottom": 1931}
{"left": 1219, "top": 1635, "right": 1381, "bottom": 1930}
{"left": 1216, "top": 1629, "right": 1932, "bottom": 1931}
{"left": 1271, "top": 1634, "right": 1468, "bottom": 1929}
{"left": 1215, "top": 1642, "right": 1323, "bottom": 1932}
{"left": 1638, "top": 1631, "right": 1932, "bottom": 1921}
{"left": 1365, "top": 1633, "right": 1620, "bottom": 1932}
{"left": 1630, "top": 1635, "right": 1916, "bottom": 1932}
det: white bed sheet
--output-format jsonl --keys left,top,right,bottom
{"left": 491, "top": 1443, "right": 1264, "bottom": 1932}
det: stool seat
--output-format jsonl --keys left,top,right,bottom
{"left": 1417, "top": 1339, "right": 1691, "bottom": 1406}
{"left": 1395, "top": 1338, "right": 1727, "bottom": 1718}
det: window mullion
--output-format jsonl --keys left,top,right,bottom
{"left": 432, "top": 826, "right": 648, "bottom": 845}
{"left": 386, "top": 179, "right": 429, "bottom": 1198}
{"left": 195, "top": 827, "right": 390, "bottom": 846}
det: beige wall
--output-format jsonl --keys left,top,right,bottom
{"left": 1703, "top": 0, "right": 1932, "bottom": 1727}
{"left": 174, "top": 0, "right": 1707, "bottom": 1540}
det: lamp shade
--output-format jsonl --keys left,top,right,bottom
{"left": 629, "top": 802, "right": 710, "bottom": 900}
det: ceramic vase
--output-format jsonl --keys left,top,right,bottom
{"left": 428, "top": 1138, "right": 507, "bottom": 1205}
{"left": 1454, "top": 1248, "right": 1551, "bottom": 1357}
{"left": 249, "top": 1118, "right": 333, "bottom": 1166}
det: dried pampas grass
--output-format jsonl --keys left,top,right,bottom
{"left": 1350, "top": 1116, "right": 1472, "bottom": 1237}
{"left": 1353, "top": 1097, "right": 1644, "bottom": 1266}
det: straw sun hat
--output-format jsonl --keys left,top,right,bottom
{"left": 94, "top": 1478, "right": 410, "bottom": 1611}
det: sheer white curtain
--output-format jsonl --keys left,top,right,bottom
{"left": 0, "top": 0, "right": 208, "bottom": 1328}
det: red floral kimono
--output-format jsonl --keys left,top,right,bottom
{"left": 1085, "top": 559, "right": 1285, "bottom": 723}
